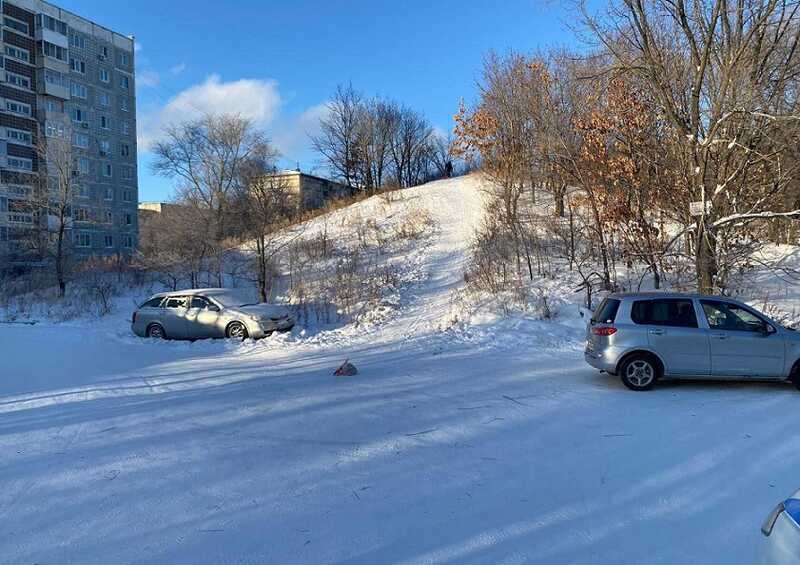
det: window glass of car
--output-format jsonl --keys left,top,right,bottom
{"left": 631, "top": 299, "right": 698, "bottom": 328}
{"left": 142, "top": 297, "right": 164, "bottom": 308}
{"left": 190, "top": 296, "right": 210, "bottom": 309}
{"left": 593, "top": 298, "right": 620, "bottom": 323}
{"left": 165, "top": 297, "right": 188, "bottom": 309}
{"left": 701, "top": 300, "right": 767, "bottom": 332}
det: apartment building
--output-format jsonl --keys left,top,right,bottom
{"left": 0, "top": 0, "right": 137, "bottom": 265}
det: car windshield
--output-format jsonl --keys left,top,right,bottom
{"left": 210, "top": 291, "right": 260, "bottom": 308}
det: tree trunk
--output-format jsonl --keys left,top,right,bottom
{"left": 695, "top": 223, "right": 717, "bottom": 294}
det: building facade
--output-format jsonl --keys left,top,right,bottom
{"left": 0, "top": 0, "right": 137, "bottom": 265}
{"left": 269, "top": 170, "right": 352, "bottom": 211}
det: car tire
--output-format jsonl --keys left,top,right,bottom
{"left": 789, "top": 362, "right": 800, "bottom": 391}
{"left": 226, "top": 321, "right": 249, "bottom": 340}
{"left": 619, "top": 354, "right": 660, "bottom": 391}
{"left": 146, "top": 323, "right": 167, "bottom": 339}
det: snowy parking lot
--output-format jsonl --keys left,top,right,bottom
{"left": 2, "top": 178, "right": 798, "bottom": 564}
{"left": 2, "top": 318, "right": 799, "bottom": 564}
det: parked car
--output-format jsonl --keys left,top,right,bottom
{"left": 584, "top": 292, "right": 800, "bottom": 391}
{"left": 132, "top": 288, "right": 295, "bottom": 340}
{"left": 761, "top": 491, "right": 800, "bottom": 564}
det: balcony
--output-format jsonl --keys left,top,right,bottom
{"left": 38, "top": 79, "right": 69, "bottom": 100}
{"left": 35, "top": 27, "right": 68, "bottom": 49}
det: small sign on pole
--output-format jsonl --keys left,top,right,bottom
{"left": 689, "top": 201, "right": 712, "bottom": 216}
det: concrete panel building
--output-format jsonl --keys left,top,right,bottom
{"left": 269, "top": 170, "right": 353, "bottom": 211}
{"left": 0, "top": 0, "right": 137, "bottom": 265}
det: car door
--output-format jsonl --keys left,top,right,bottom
{"left": 161, "top": 296, "right": 189, "bottom": 339}
{"left": 700, "top": 300, "right": 785, "bottom": 378}
{"left": 184, "top": 296, "right": 223, "bottom": 338}
{"left": 632, "top": 298, "right": 711, "bottom": 376}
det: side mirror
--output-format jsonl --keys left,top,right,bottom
{"left": 762, "top": 324, "right": 777, "bottom": 336}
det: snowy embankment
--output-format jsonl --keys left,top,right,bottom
{"left": 1, "top": 175, "right": 799, "bottom": 564}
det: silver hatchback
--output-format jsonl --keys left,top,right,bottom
{"left": 132, "top": 288, "right": 295, "bottom": 340}
{"left": 584, "top": 292, "right": 800, "bottom": 391}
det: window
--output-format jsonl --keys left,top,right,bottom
{"left": 7, "top": 128, "right": 32, "bottom": 145}
{"left": 701, "top": 300, "right": 769, "bottom": 333}
{"left": 73, "top": 133, "right": 89, "bottom": 148}
{"left": 100, "top": 115, "right": 110, "bottom": 129}
{"left": 142, "top": 297, "right": 164, "bottom": 308}
{"left": 123, "top": 234, "right": 134, "bottom": 248}
{"left": 70, "top": 57, "right": 86, "bottom": 74}
{"left": 99, "top": 140, "right": 110, "bottom": 156}
{"left": 6, "top": 100, "right": 31, "bottom": 116}
{"left": 125, "top": 212, "right": 133, "bottom": 225}
{"left": 631, "top": 299, "right": 698, "bottom": 328}
{"left": 120, "top": 97, "right": 129, "bottom": 112}
{"left": 70, "top": 34, "right": 86, "bottom": 49}
{"left": 76, "top": 232, "right": 91, "bottom": 247}
{"left": 4, "top": 45, "right": 29, "bottom": 63}
{"left": 103, "top": 163, "right": 113, "bottom": 177}
{"left": 75, "top": 207, "right": 90, "bottom": 222}
{"left": 99, "top": 92, "right": 110, "bottom": 107}
{"left": 120, "top": 52, "right": 129, "bottom": 66}
{"left": 121, "top": 166, "right": 133, "bottom": 181}
{"left": 120, "top": 143, "right": 130, "bottom": 157}
{"left": 121, "top": 121, "right": 130, "bottom": 135}
{"left": 100, "top": 46, "right": 109, "bottom": 59}
{"left": 0, "top": 196, "right": 6, "bottom": 212}
{"left": 4, "top": 16, "right": 29, "bottom": 36}
{"left": 41, "top": 41, "right": 67, "bottom": 62}
{"left": 592, "top": 298, "right": 620, "bottom": 324}
{"left": 37, "top": 14, "right": 67, "bottom": 35}
{"left": 70, "top": 108, "right": 86, "bottom": 123}
{"left": 105, "top": 187, "right": 114, "bottom": 200}
{"left": 104, "top": 234, "right": 113, "bottom": 248}
{"left": 43, "top": 68, "right": 68, "bottom": 88}
{"left": 77, "top": 156, "right": 89, "bottom": 174}
{"left": 77, "top": 184, "right": 89, "bottom": 198}
{"left": 119, "top": 75, "right": 129, "bottom": 89}
{"left": 45, "top": 99, "right": 63, "bottom": 113}
{"left": 6, "top": 156, "right": 32, "bottom": 171}
{"left": 99, "top": 68, "right": 109, "bottom": 83}
{"left": 70, "top": 82, "right": 87, "bottom": 99}
{"left": 5, "top": 71, "right": 30, "bottom": 89}
{"left": 123, "top": 189, "right": 133, "bottom": 202}
{"left": 165, "top": 297, "right": 187, "bottom": 309}
{"left": 190, "top": 296, "right": 210, "bottom": 309}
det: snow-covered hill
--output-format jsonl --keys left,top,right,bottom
{"left": 1, "top": 174, "right": 799, "bottom": 564}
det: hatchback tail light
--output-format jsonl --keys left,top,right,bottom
{"left": 592, "top": 326, "right": 617, "bottom": 336}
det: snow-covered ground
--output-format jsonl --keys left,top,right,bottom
{"left": 2, "top": 175, "right": 799, "bottom": 564}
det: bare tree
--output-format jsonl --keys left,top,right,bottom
{"left": 311, "top": 84, "right": 364, "bottom": 189}
{"left": 151, "top": 113, "right": 271, "bottom": 285}
{"left": 583, "top": 0, "right": 800, "bottom": 293}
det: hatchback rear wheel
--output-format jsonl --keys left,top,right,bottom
{"left": 620, "top": 354, "right": 659, "bottom": 391}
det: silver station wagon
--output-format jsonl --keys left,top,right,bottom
{"left": 585, "top": 292, "right": 800, "bottom": 391}
{"left": 132, "top": 288, "right": 295, "bottom": 340}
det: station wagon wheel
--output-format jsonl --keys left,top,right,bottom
{"left": 620, "top": 355, "right": 659, "bottom": 391}
{"left": 790, "top": 361, "right": 800, "bottom": 392}
{"left": 226, "top": 321, "right": 249, "bottom": 340}
{"left": 146, "top": 323, "right": 167, "bottom": 339}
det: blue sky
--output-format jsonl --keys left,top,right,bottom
{"left": 58, "top": 0, "right": 581, "bottom": 202}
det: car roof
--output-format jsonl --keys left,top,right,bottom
{"left": 606, "top": 291, "right": 746, "bottom": 304}
{"left": 149, "top": 288, "right": 238, "bottom": 298}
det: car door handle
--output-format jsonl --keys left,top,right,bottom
{"left": 711, "top": 333, "right": 728, "bottom": 340}
{"left": 649, "top": 329, "right": 665, "bottom": 335}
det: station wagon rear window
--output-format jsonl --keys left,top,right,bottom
{"left": 593, "top": 298, "right": 620, "bottom": 324}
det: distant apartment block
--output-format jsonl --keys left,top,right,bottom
{"left": 0, "top": 0, "right": 137, "bottom": 265}
{"left": 268, "top": 170, "right": 352, "bottom": 211}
